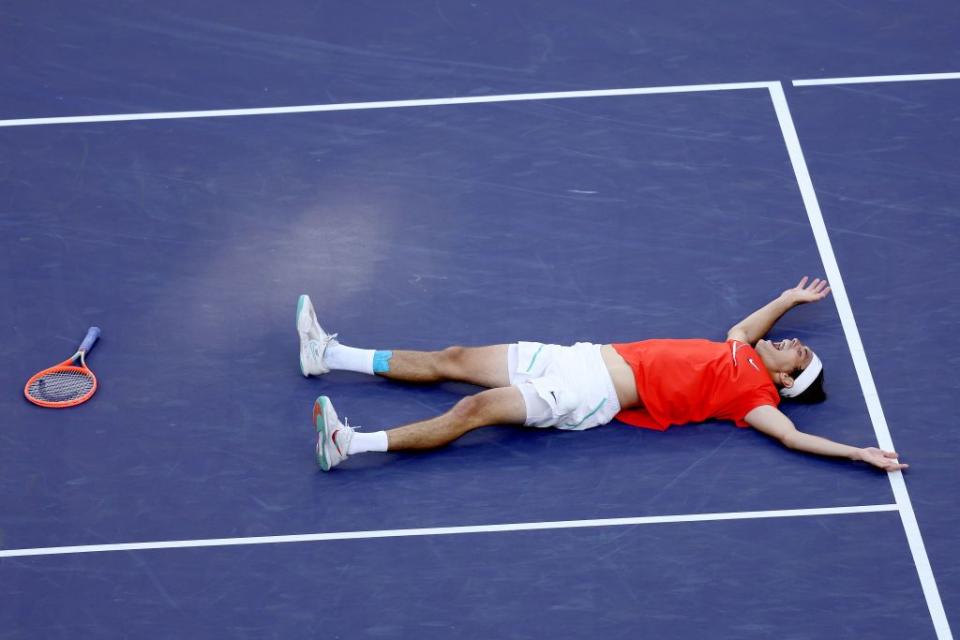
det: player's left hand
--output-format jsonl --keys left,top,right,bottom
{"left": 858, "top": 447, "right": 909, "bottom": 472}
{"left": 783, "top": 276, "right": 831, "bottom": 305}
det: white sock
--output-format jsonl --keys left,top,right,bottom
{"left": 324, "top": 343, "right": 376, "bottom": 374}
{"left": 347, "top": 430, "right": 389, "bottom": 455}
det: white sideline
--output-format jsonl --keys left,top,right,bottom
{"left": 0, "top": 81, "right": 771, "bottom": 128}
{"left": 794, "top": 71, "right": 960, "bottom": 87}
{"left": 769, "top": 82, "right": 952, "bottom": 640}
{"left": 0, "top": 504, "right": 898, "bottom": 559}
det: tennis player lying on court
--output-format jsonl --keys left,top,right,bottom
{"left": 297, "top": 277, "right": 907, "bottom": 473}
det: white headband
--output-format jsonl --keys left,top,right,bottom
{"left": 779, "top": 352, "right": 823, "bottom": 398}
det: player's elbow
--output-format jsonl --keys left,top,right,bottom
{"left": 780, "top": 429, "right": 802, "bottom": 450}
{"left": 726, "top": 325, "right": 748, "bottom": 343}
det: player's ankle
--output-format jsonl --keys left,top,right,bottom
{"left": 347, "top": 431, "right": 388, "bottom": 454}
{"left": 324, "top": 344, "right": 385, "bottom": 375}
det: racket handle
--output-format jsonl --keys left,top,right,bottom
{"left": 79, "top": 326, "right": 101, "bottom": 353}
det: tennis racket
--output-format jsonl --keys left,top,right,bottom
{"left": 24, "top": 327, "right": 101, "bottom": 408}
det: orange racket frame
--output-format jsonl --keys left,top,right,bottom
{"left": 24, "top": 327, "right": 101, "bottom": 408}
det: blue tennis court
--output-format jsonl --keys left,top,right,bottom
{"left": 2, "top": 2, "right": 957, "bottom": 638}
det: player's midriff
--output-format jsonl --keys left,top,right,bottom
{"left": 601, "top": 344, "right": 641, "bottom": 408}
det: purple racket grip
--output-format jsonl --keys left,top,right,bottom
{"left": 79, "top": 326, "right": 101, "bottom": 353}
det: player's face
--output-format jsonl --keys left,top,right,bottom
{"left": 756, "top": 338, "right": 814, "bottom": 373}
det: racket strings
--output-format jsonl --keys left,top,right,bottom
{"left": 27, "top": 370, "right": 95, "bottom": 403}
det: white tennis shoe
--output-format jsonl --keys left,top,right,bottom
{"left": 297, "top": 294, "right": 338, "bottom": 376}
{"left": 314, "top": 395, "right": 354, "bottom": 471}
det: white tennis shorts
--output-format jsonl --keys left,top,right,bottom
{"left": 508, "top": 341, "right": 621, "bottom": 431}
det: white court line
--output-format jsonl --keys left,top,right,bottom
{"left": 0, "top": 81, "right": 772, "bottom": 129}
{"left": 2, "top": 72, "right": 957, "bottom": 129}
{"left": 1, "top": 73, "right": 957, "bottom": 129}
{"left": 0, "top": 504, "right": 897, "bottom": 559}
{"left": 794, "top": 71, "right": 960, "bottom": 87}
{"left": 769, "top": 82, "right": 952, "bottom": 640}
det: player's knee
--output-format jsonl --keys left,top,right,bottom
{"left": 449, "top": 393, "right": 487, "bottom": 425}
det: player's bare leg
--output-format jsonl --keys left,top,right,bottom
{"left": 298, "top": 294, "right": 511, "bottom": 387}
{"left": 376, "top": 345, "right": 511, "bottom": 387}
{"left": 385, "top": 386, "right": 526, "bottom": 449}
{"left": 314, "top": 387, "right": 527, "bottom": 470}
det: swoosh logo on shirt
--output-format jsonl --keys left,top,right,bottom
{"left": 748, "top": 358, "right": 760, "bottom": 372}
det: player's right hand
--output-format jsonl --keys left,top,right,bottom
{"left": 783, "top": 276, "right": 831, "bottom": 305}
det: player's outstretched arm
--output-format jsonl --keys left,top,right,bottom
{"left": 744, "top": 405, "right": 909, "bottom": 472}
{"left": 727, "top": 277, "right": 831, "bottom": 345}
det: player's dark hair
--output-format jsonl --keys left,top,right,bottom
{"left": 786, "top": 368, "right": 827, "bottom": 404}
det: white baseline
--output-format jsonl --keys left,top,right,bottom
{"left": 0, "top": 504, "right": 897, "bottom": 559}
{"left": 3, "top": 72, "right": 958, "bottom": 129}
{"left": 0, "top": 81, "right": 771, "bottom": 129}
{"left": 794, "top": 71, "right": 960, "bottom": 87}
